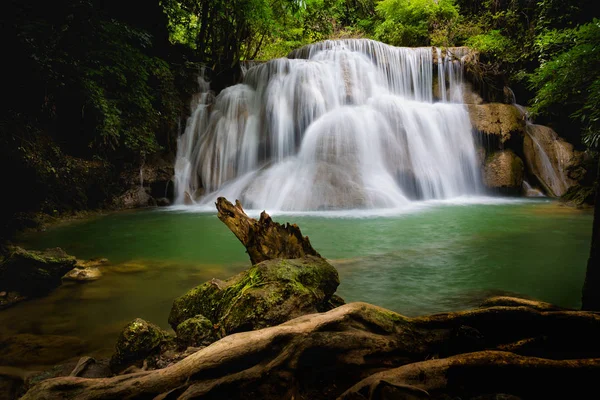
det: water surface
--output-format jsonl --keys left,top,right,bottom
{"left": 2, "top": 199, "right": 592, "bottom": 366}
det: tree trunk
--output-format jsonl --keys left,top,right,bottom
{"left": 582, "top": 161, "right": 600, "bottom": 310}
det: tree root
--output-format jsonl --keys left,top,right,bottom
{"left": 21, "top": 300, "right": 600, "bottom": 400}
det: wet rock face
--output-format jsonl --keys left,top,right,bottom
{"left": 467, "top": 103, "right": 526, "bottom": 146}
{"left": 115, "top": 158, "right": 174, "bottom": 209}
{"left": 522, "top": 125, "right": 582, "bottom": 197}
{"left": 483, "top": 150, "right": 524, "bottom": 194}
{"left": 0, "top": 247, "right": 76, "bottom": 297}
{"left": 109, "top": 318, "right": 170, "bottom": 372}
{"left": 169, "top": 256, "right": 340, "bottom": 336}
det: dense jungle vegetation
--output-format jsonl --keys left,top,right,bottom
{"left": 1, "top": 0, "right": 598, "bottom": 241}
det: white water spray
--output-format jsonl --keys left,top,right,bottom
{"left": 174, "top": 39, "right": 482, "bottom": 210}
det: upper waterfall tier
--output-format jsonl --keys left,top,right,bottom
{"left": 175, "top": 39, "right": 481, "bottom": 211}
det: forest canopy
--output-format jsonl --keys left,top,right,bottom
{"left": 1, "top": 0, "right": 598, "bottom": 238}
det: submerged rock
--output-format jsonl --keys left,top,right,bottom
{"left": 483, "top": 150, "right": 524, "bottom": 194}
{"left": 62, "top": 267, "right": 102, "bottom": 282}
{"left": 62, "top": 257, "right": 108, "bottom": 282}
{"left": 109, "top": 318, "right": 171, "bottom": 372}
{"left": 0, "top": 247, "right": 76, "bottom": 298}
{"left": 0, "top": 334, "right": 86, "bottom": 366}
{"left": 169, "top": 256, "right": 340, "bottom": 336}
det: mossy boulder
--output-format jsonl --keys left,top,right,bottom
{"left": 169, "top": 256, "right": 341, "bottom": 335}
{"left": 176, "top": 315, "right": 216, "bottom": 348}
{"left": 483, "top": 150, "right": 524, "bottom": 195}
{"left": 109, "top": 318, "right": 170, "bottom": 371}
{"left": 0, "top": 247, "right": 76, "bottom": 296}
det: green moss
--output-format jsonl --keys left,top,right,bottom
{"left": 0, "top": 246, "right": 76, "bottom": 295}
{"left": 176, "top": 314, "right": 215, "bottom": 348}
{"left": 560, "top": 184, "right": 596, "bottom": 207}
{"left": 110, "top": 318, "right": 167, "bottom": 370}
{"left": 169, "top": 256, "right": 340, "bottom": 335}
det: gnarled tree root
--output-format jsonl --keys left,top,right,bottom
{"left": 340, "top": 351, "right": 600, "bottom": 399}
{"left": 21, "top": 301, "right": 600, "bottom": 400}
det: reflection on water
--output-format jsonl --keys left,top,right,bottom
{"left": 1, "top": 199, "right": 592, "bottom": 368}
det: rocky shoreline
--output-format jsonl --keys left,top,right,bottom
{"left": 2, "top": 198, "right": 597, "bottom": 400}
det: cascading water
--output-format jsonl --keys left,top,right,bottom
{"left": 514, "top": 104, "right": 572, "bottom": 197}
{"left": 174, "top": 39, "right": 482, "bottom": 210}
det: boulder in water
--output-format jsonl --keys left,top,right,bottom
{"left": 483, "top": 150, "right": 524, "bottom": 194}
{"left": 62, "top": 266, "right": 102, "bottom": 282}
{"left": 0, "top": 247, "right": 76, "bottom": 298}
{"left": 168, "top": 256, "right": 340, "bottom": 335}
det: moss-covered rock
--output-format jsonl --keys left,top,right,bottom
{"left": 176, "top": 315, "right": 216, "bottom": 348}
{"left": 169, "top": 256, "right": 340, "bottom": 335}
{"left": 0, "top": 247, "right": 76, "bottom": 297}
{"left": 560, "top": 184, "right": 597, "bottom": 207}
{"left": 483, "top": 150, "right": 524, "bottom": 194}
{"left": 109, "top": 318, "right": 169, "bottom": 371}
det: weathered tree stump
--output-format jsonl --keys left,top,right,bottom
{"left": 216, "top": 197, "right": 321, "bottom": 265}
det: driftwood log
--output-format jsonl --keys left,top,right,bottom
{"left": 216, "top": 197, "right": 320, "bottom": 264}
{"left": 21, "top": 300, "right": 600, "bottom": 400}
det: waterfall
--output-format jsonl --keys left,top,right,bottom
{"left": 514, "top": 104, "right": 571, "bottom": 197}
{"left": 174, "top": 39, "right": 482, "bottom": 210}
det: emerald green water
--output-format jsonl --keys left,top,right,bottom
{"left": 1, "top": 199, "right": 593, "bottom": 367}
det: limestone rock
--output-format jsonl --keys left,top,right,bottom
{"left": 109, "top": 318, "right": 170, "bottom": 372}
{"left": 523, "top": 125, "right": 581, "bottom": 197}
{"left": 483, "top": 150, "right": 524, "bottom": 194}
{"left": 0, "top": 247, "right": 76, "bottom": 297}
{"left": 169, "top": 256, "right": 340, "bottom": 335}
{"left": 115, "top": 187, "right": 155, "bottom": 209}
{"left": 468, "top": 104, "right": 526, "bottom": 146}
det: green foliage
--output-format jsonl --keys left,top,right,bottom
{"left": 466, "top": 30, "right": 512, "bottom": 58}
{"left": 374, "top": 0, "right": 460, "bottom": 46}
{"left": 5, "top": 1, "right": 187, "bottom": 160}
{"left": 529, "top": 20, "right": 600, "bottom": 149}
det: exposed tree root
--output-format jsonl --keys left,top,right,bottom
{"left": 21, "top": 301, "right": 600, "bottom": 400}
{"left": 339, "top": 351, "right": 600, "bottom": 399}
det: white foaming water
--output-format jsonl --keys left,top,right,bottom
{"left": 174, "top": 39, "right": 482, "bottom": 211}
